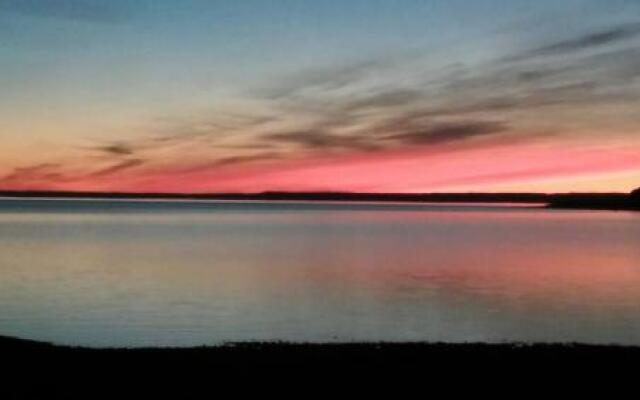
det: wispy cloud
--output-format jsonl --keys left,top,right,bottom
{"left": 343, "top": 89, "right": 423, "bottom": 112}
{"left": 149, "top": 20, "right": 640, "bottom": 162}
{"left": 0, "top": 163, "right": 68, "bottom": 189}
{"left": 91, "top": 142, "right": 136, "bottom": 156}
{"left": 0, "top": 163, "right": 60, "bottom": 181}
{"left": 129, "top": 22, "right": 640, "bottom": 166}
{"left": 263, "top": 130, "right": 381, "bottom": 152}
{"left": 507, "top": 22, "right": 640, "bottom": 62}
{"left": 210, "top": 153, "right": 282, "bottom": 167}
{"left": 387, "top": 121, "right": 507, "bottom": 145}
{"left": 258, "top": 58, "right": 392, "bottom": 100}
{"left": 87, "top": 159, "right": 145, "bottom": 178}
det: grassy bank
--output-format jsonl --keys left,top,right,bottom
{"left": 4, "top": 335, "right": 640, "bottom": 368}
{"left": 4, "top": 335, "right": 638, "bottom": 397}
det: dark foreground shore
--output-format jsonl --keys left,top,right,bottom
{"left": 3, "top": 335, "right": 640, "bottom": 397}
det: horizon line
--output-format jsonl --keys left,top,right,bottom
{"left": 0, "top": 189, "right": 633, "bottom": 196}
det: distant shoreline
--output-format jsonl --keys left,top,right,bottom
{"left": 0, "top": 190, "right": 638, "bottom": 211}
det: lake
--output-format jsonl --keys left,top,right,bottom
{"left": 0, "top": 198, "right": 639, "bottom": 347}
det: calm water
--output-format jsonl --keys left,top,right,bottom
{"left": 1, "top": 198, "right": 639, "bottom": 347}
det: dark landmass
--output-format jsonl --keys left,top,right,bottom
{"left": 2, "top": 335, "right": 639, "bottom": 397}
{"left": 0, "top": 189, "right": 552, "bottom": 202}
{"left": 548, "top": 198, "right": 640, "bottom": 210}
{"left": 547, "top": 191, "right": 640, "bottom": 211}
{"left": 0, "top": 191, "right": 640, "bottom": 210}
{"left": 1, "top": 189, "right": 639, "bottom": 211}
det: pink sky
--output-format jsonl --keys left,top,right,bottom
{"left": 4, "top": 136, "right": 638, "bottom": 193}
{"left": 2, "top": 3, "right": 640, "bottom": 194}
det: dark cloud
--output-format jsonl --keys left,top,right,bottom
{"left": 418, "top": 45, "right": 640, "bottom": 121}
{"left": 257, "top": 115, "right": 508, "bottom": 153}
{"left": 388, "top": 121, "right": 507, "bottom": 145}
{"left": 0, "top": 0, "right": 135, "bottom": 23}
{"left": 264, "top": 130, "right": 381, "bottom": 152}
{"left": 0, "top": 163, "right": 71, "bottom": 189}
{"left": 210, "top": 153, "right": 282, "bottom": 167}
{"left": 217, "top": 143, "right": 278, "bottom": 151}
{"left": 174, "top": 152, "right": 282, "bottom": 174}
{"left": 344, "top": 89, "right": 423, "bottom": 111}
{"left": 591, "top": 47, "right": 640, "bottom": 81}
{"left": 173, "top": 23, "right": 640, "bottom": 161}
{"left": 149, "top": 113, "right": 279, "bottom": 150}
{"left": 515, "top": 68, "right": 566, "bottom": 83}
{"left": 509, "top": 22, "right": 640, "bottom": 62}
{"left": 246, "top": 23, "right": 640, "bottom": 157}
{"left": 0, "top": 163, "right": 62, "bottom": 182}
{"left": 87, "top": 159, "right": 144, "bottom": 178}
{"left": 93, "top": 142, "right": 135, "bottom": 156}
{"left": 427, "top": 81, "right": 599, "bottom": 117}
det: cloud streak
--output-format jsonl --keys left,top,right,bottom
{"left": 87, "top": 159, "right": 145, "bottom": 178}
{"left": 263, "top": 130, "right": 381, "bottom": 152}
{"left": 508, "top": 22, "right": 640, "bottom": 62}
{"left": 91, "top": 142, "right": 136, "bottom": 156}
{"left": 0, "top": 163, "right": 69, "bottom": 190}
{"left": 257, "top": 58, "right": 395, "bottom": 100}
{"left": 388, "top": 121, "right": 507, "bottom": 145}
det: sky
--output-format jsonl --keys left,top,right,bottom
{"left": 1, "top": 0, "right": 639, "bottom": 193}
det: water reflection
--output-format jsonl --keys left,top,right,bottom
{"left": 0, "top": 200, "right": 639, "bottom": 347}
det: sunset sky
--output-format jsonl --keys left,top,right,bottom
{"left": 1, "top": 0, "right": 639, "bottom": 193}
